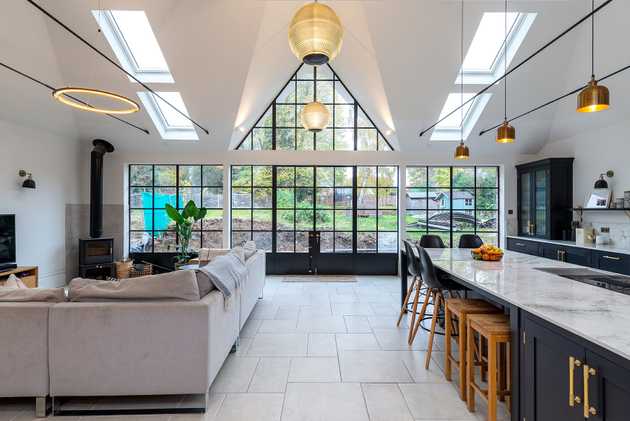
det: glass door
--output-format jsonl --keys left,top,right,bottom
{"left": 519, "top": 170, "right": 532, "bottom": 236}
{"left": 534, "top": 168, "right": 549, "bottom": 237}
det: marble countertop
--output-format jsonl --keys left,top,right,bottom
{"left": 426, "top": 248, "right": 630, "bottom": 361}
{"left": 507, "top": 235, "right": 630, "bottom": 256}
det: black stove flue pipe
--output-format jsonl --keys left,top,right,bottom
{"left": 90, "top": 139, "right": 115, "bottom": 238}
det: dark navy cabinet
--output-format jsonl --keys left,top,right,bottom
{"left": 506, "top": 238, "right": 540, "bottom": 256}
{"left": 540, "top": 243, "right": 592, "bottom": 266}
{"left": 516, "top": 158, "right": 574, "bottom": 240}
{"left": 592, "top": 251, "right": 630, "bottom": 276}
{"left": 522, "top": 313, "right": 630, "bottom": 421}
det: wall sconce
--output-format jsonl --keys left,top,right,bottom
{"left": 19, "top": 170, "right": 36, "bottom": 189}
{"left": 594, "top": 170, "right": 614, "bottom": 189}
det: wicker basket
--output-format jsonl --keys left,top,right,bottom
{"left": 129, "top": 263, "right": 153, "bottom": 278}
{"left": 115, "top": 260, "right": 132, "bottom": 279}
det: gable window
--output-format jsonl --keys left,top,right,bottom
{"left": 137, "top": 92, "right": 198, "bottom": 140}
{"left": 430, "top": 93, "right": 492, "bottom": 141}
{"left": 93, "top": 10, "right": 174, "bottom": 83}
{"left": 237, "top": 64, "right": 394, "bottom": 151}
{"left": 456, "top": 12, "right": 537, "bottom": 84}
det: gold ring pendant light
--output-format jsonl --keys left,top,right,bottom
{"left": 497, "top": 0, "right": 516, "bottom": 144}
{"left": 454, "top": 0, "right": 469, "bottom": 160}
{"left": 577, "top": 0, "right": 609, "bottom": 113}
{"left": 52, "top": 87, "right": 140, "bottom": 115}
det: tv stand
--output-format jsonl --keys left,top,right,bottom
{"left": 0, "top": 266, "right": 38, "bottom": 288}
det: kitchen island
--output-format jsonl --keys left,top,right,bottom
{"left": 400, "top": 248, "right": 630, "bottom": 421}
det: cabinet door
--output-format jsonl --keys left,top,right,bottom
{"left": 594, "top": 252, "right": 630, "bottom": 276}
{"left": 563, "top": 247, "right": 591, "bottom": 267}
{"left": 507, "top": 238, "right": 540, "bottom": 256}
{"left": 533, "top": 168, "right": 549, "bottom": 238}
{"left": 523, "top": 317, "right": 585, "bottom": 421}
{"left": 519, "top": 170, "right": 532, "bottom": 236}
{"left": 540, "top": 243, "right": 562, "bottom": 261}
{"left": 584, "top": 350, "right": 630, "bottom": 421}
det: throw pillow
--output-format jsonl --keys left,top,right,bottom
{"left": 243, "top": 240, "right": 257, "bottom": 260}
{"left": 2, "top": 274, "right": 27, "bottom": 289}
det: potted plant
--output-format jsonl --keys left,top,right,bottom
{"left": 165, "top": 200, "right": 207, "bottom": 267}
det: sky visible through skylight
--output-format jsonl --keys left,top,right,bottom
{"left": 153, "top": 92, "right": 193, "bottom": 129}
{"left": 463, "top": 12, "right": 519, "bottom": 72}
{"left": 110, "top": 10, "right": 169, "bottom": 72}
{"left": 436, "top": 93, "right": 476, "bottom": 129}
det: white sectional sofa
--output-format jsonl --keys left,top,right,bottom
{"left": 0, "top": 249, "right": 266, "bottom": 416}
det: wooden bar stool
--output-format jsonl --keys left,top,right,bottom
{"left": 444, "top": 299, "right": 501, "bottom": 401}
{"left": 466, "top": 313, "right": 511, "bottom": 421}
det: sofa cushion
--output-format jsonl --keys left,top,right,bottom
{"left": 69, "top": 270, "right": 201, "bottom": 302}
{"left": 0, "top": 287, "right": 66, "bottom": 302}
{"left": 195, "top": 270, "right": 217, "bottom": 298}
{"left": 243, "top": 241, "right": 257, "bottom": 260}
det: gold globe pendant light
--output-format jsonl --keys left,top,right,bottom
{"left": 497, "top": 0, "right": 516, "bottom": 144}
{"left": 454, "top": 0, "right": 469, "bottom": 160}
{"left": 301, "top": 101, "right": 330, "bottom": 132}
{"left": 288, "top": 1, "right": 343, "bottom": 65}
{"left": 577, "top": 0, "right": 609, "bottom": 113}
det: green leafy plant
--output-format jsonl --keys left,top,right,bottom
{"left": 165, "top": 200, "right": 207, "bottom": 263}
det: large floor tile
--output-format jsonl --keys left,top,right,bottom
{"left": 373, "top": 328, "right": 429, "bottom": 350}
{"left": 239, "top": 318, "right": 262, "bottom": 338}
{"left": 247, "top": 333, "right": 308, "bottom": 356}
{"left": 307, "top": 333, "right": 337, "bottom": 356}
{"left": 343, "top": 316, "right": 372, "bottom": 333}
{"left": 213, "top": 393, "right": 284, "bottom": 421}
{"left": 336, "top": 333, "right": 381, "bottom": 350}
{"left": 332, "top": 302, "right": 375, "bottom": 316}
{"left": 296, "top": 316, "right": 347, "bottom": 333}
{"left": 399, "top": 383, "right": 472, "bottom": 420}
{"left": 361, "top": 383, "right": 414, "bottom": 421}
{"left": 338, "top": 350, "right": 413, "bottom": 383}
{"left": 210, "top": 356, "right": 259, "bottom": 393}
{"left": 288, "top": 357, "right": 341, "bottom": 382}
{"left": 281, "top": 383, "right": 370, "bottom": 421}
{"left": 248, "top": 357, "right": 290, "bottom": 393}
{"left": 258, "top": 319, "right": 298, "bottom": 333}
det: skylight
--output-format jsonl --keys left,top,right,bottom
{"left": 456, "top": 12, "right": 536, "bottom": 84}
{"left": 92, "top": 10, "right": 174, "bottom": 83}
{"left": 137, "top": 92, "right": 198, "bottom": 140}
{"left": 430, "top": 93, "right": 492, "bottom": 141}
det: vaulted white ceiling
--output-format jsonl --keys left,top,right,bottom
{"left": 1, "top": 0, "right": 628, "bottom": 158}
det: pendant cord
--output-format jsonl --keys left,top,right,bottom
{"left": 460, "top": 0, "right": 464, "bottom": 144}
{"left": 591, "top": 0, "right": 595, "bottom": 78}
{"left": 504, "top": 0, "right": 508, "bottom": 121}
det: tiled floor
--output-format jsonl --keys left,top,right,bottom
{"left": 0, "top": 276, "right": 510, "bottom": 421}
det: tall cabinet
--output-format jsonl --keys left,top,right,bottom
{"left": 516, "top": 158, "right": 573, "bottom": 240}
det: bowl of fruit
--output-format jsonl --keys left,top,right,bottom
{"left": 471, "top": 244, "right": 504, "bottom": 261}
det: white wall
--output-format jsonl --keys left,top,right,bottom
{"left": 536, "top": 119, "right": 630, "bottom": 245}
{"left": 0, "top": 120, "right": 81, "bottom": 287}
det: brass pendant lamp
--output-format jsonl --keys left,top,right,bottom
{"left": 577, "top": 0, "right": 609, "bottom": 113}
{"left": 288, "top": 1, "right": 344, "bottom": 65}
{"left": 454, "top": 0, "right": 469, "bottom": 160}
{"left": 302, "top": 101, "right": 330, "bottom": 132}
{"left": 497, "top": 0, "right": 516, "bottom": 143}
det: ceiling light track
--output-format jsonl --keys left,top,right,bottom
{"left": 478, "top": 62, "right": 630, "bottom": 136}
{"left": 419, "top": 0, "right": 614, "bottom": 138}
{"left": 25, "top": 0, "right": 210, "bottom": 136}
{"left": 0, "top": 61, "right": 150, "bottom": 134}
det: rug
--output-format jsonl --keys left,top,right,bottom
{"left": 282, "top": 275, "right": 357, "bottom": 283}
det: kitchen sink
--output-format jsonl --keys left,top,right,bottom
{"left": 535, "top": 267, "right": 630, "bottom": 295}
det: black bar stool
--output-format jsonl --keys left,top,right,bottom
{"left": 418, "top": 234, "right": 446, "bottom": 248}
{"left": 458, "top": 234, "right": 484, "bottom": 249}
{"left": 414, "top": 245, "right": 467, "bottom": 369}
{"left": 397, "top": 241, "right": 426, "bottom": 344}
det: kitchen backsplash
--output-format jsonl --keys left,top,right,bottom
{"left": 583, "top": 214, "right": 630, "bottom": 249}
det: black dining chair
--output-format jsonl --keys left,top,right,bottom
{"left": 413, "top": 245, "right": 467, "bottom": 368}
{"left": 419, "top": 234, "right": 446, "bottom": 248}
{"left": 458, "top": 234, "right": 483, "bottom": 249}
{"left": 398, "top": 241, "right": 426, "bottom": 343}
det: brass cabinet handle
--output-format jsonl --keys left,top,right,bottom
{"left": 569, "top": 357, "right": 582, "bottom": 407}
{"left": 516, "top": 242, "right": 526, "bottom": 247}
{"left": 583, "top": 364, "right": 597, "bottom": 418}
{"left": 602, "top": 255, "right": 621, "bottom": 261}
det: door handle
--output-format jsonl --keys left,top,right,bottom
{"left": 569, "top": 356, "right": 582, "bottom": 407}
{"left": 602, "top": 255, "right": 621, "bottom": 261}
{"left": 516, "top": 243, "right": 525, "bottom": 247}
{"left": 583, "top": 364, "right": 597, "bottom": 418}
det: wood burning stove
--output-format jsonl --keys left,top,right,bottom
{"left": 79, "top": 238, "right": 114, "bottom": 279}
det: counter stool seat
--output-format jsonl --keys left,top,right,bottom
{"left": 466, "top": 313, "right": 512, "bottom": 421}
{"left": 444, "top": 299, "right": 501, "bottom": 401}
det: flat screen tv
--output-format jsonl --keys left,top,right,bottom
{"left": 0, "top": 215, "right": 16, "bottom": 270}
